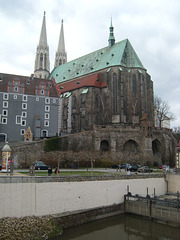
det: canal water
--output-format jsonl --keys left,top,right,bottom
{"left": 55, "top": 214, "right": 180, "bottom": 240}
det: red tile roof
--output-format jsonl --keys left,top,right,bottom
{"left": 54, "top": 73, "right": 107, "bottom": 93}
{"left": 0, "top": 73, "right": 60, "bottom": 98}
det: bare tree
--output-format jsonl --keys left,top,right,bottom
{"left": 154, "top": 95, "right": 175, "bottom": 128}
{"left": 173, "top": 126, "right": 180, "bottom": 142}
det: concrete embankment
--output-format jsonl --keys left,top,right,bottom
{"left": 0, "top": 174, "right": 166, "bottom": 219}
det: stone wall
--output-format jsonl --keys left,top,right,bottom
{"left": 0, "top": 124, "right": 175, "bottom": 168}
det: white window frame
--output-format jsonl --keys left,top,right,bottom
{"left": 3, "top": 101, "right": 8, "bottom": 108}
{"left": 22, "top": 95, "right": 28, "bottom": 102}
{"left": 3, "top": 93, "right": 8, "bottom": 100}
{"left": 21, "top": 119, "right": 26, "bottom": 126}
{"left": 36, "top": 97, "right": 39, "bottom": 101}
{"left": 22, "top": 103, "right": 27, "bottom": 109}
{"left": 16, "top": 115, "right": 22, "bottom": 124}
{"left": 45, "top": 105, "right": 50, "bottom": 112}
{"left": 2, "top": 117, "right": 7, "bottom": 124}
{"left": 21, "top": 129, "right": 25, "bottom": 135}
{"left": 44, "top": 120, "right": 49, "bottom": 127}
{"left": 45, "top": 113, "right": 49, "bottom": 119}
{"left": 45, "top": 98, "right": 50, "bottom": 104}
{"left": 2, "top": 109, "right": 8, "bottom": 116}
{"left": 14, "top": 95, "right": 17, "bottom": 99}
{"left": 53, "top": 99, "right": 56, "bottom": 103}
{"left": 22, "top": 112, "right": 27, "bottom": 118}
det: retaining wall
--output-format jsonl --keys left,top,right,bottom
{"left": 166, "top": 173, "right": 180, "bottom": 193}
{"left": 0, "top": 175, "right": 166, "bottom": 219}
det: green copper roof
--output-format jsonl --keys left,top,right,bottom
{"left": 50, "top": 39, "right": 145, "bottom": 84}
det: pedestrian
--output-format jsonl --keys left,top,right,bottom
{"left": 55, "top": 167, "right": 58, "bottom": 175}
{"left": 48, "top": 167, "right": 52, "bottom": 176}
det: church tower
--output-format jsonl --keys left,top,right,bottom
{"left": 108, "top": 18, "right": 115, "bottom": 47}
{"left": 34, "top": 12, "right": 50, "bottom": 79}
{"left": 54, "top": 19, "right": 67, "bottom": 68}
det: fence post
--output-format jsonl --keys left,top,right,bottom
{"left": 177, "top": 191, "right": 179, "bottom": 212}
{"left": 124, "top": 195, "right": 126, "bottom": 212}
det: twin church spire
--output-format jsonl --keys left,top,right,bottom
{"left": 34, "top": 12, "right": 66, "bottom": 79}
{"left": 34, "top": 13, "right": 115, "bottom": 79}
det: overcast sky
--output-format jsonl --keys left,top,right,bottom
{"left": 0, "top": 0, "right": 179, "bottom": 127}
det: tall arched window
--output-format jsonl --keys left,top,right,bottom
{"left": 40, "top": 53, "right": 43, "bottom": 68}
{"left": 132, "top": 74, "right": 137, "bottom": 94}
{"left": 95, "top": 94, "right": 99, "bottom": 107}
{"left": 73, "top": 96, "right": 76, "bottom": 109}
{"left": 59, "top": 59, "right": 62, "bottom": 65}
{"left": 113, "top": 73, "right": 117, "bottom": 114}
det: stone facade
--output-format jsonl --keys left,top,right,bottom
{"left": 6, "top": 124, "right": 175, "bottom": 168}
{"left": 57, "top": 67, "right": 153, "bottom": 134}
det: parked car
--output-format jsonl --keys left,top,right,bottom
{"left": 137, "top": 166, "right": 153, "bottom": 173}
{"left": 111, "top": 164, "right": 120, "bottom": 169}
{"left": 0, "top": 163, "right": 1, "bottom": 170}
{"left": 120, "top": 163, "right": 132, "bottom": 170}
{"left": 129, "top": 164, "right": 141, "bottom": 172}
{"left": 34, "top": 161, "right": 49, "bottom": 170}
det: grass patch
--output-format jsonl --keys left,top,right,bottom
{"left": 18, "top": 170, "right": 117, "bottom": 177}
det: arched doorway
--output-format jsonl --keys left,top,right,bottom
{"left": 123, "top": 139, "right": 138, "bottom": 153}
{"left": 152, "top": 139, "right": 161, "bottom": 154}
{"left": 152, "top": 139, "right": 162, "bottom": 163}
{"left": 100, "top": 140, "right": 109, "bottom": 151}
{"left": 41, "top": 130, "right": 48, "bottom": 138}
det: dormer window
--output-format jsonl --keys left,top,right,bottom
{"left": 14, "top": 86, "right": 18, "bottom": 92}
{"left": 36, "top": 82, "right": 49, "bottom": 96}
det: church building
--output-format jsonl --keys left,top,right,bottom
{"left": 50, "top": 19, "right": 154, "bottom": 134}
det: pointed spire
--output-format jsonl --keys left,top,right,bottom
{"left": 34, "top": 12, "right": 50, "bottom": 79}
{"left": 108, "top": 17, "right": 115, "bottom": 47}
{"left": 39, "top": 11, "right": 48, "bottom": 46}
{"left": 54, "top": 19, "right": 67, "bottom": 68}
{"left": 58, "top": 20, "right": 65, "bottom": 52}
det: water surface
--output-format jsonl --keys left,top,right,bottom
{"left": 56, "top": 214, "right": 180, "bottom": 240}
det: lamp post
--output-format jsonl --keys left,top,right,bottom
{"left": 1, "top": 142, "right": 12, "bottom": 173}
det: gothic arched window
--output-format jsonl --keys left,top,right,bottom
{"left": 59, "top": 59, "right": 62, "bottom": 65}
{"left": 95, "top": 94, "right": 99, "bottom": 107}
{"left": 73, "top": 96, "right": 76, "bottom": 109}
{"left": 44, "top": 54, "right": 47, "bottom": 68}
{"left": 132, "top": 74, "right": 137, "bottom": 94}
{"left": 40, "top": 53, "right": 43, "bottom": 68}
{"left": 113, "top": 73, "right": 117, "bottom": 114}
